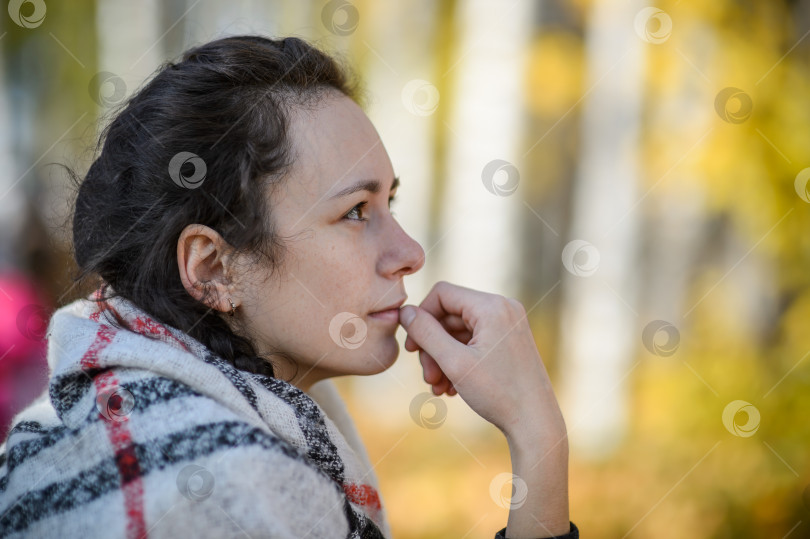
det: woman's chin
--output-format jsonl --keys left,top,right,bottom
{"left": 356, "top": 340, "right": 400, "bottom": 375}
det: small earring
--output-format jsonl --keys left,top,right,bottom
{"left": 227, "top": 297, "right": 236, "bottom": 317}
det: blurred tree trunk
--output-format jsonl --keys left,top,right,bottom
{"left": 0, "top": 42, "right": 24, "bottom": 268}
{"left": 435, "top": 0, "right": 533, "bottom": 299}
{"left": 639, "top": 28, "right": 714, "bottom": 343}
{"left": 557, "top": 0, "right": 644, "bottom": 460}
{"left": 519, "top": 1, "right": 585, "bottom": 384}
{"left": 96, "top": 0, "right": 161, "bottom": 99}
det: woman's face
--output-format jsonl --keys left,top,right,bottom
{"left": 235, "top": 91, "right": 425, "bottom": 389}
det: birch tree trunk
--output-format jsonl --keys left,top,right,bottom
{"left": 557, "top": 0, "right": 645, "bottom": 460}
{"left": 436, "top": 0, "right": 533, "bottom": 300}
{"left": 96, "top": 0, "right": 161, "bottom": 98}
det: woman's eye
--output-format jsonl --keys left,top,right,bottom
{"left": 344, "top": 201, "right": 368, "bottom": 221}
{"left": 343, "top": 195, "right": 397, "bottom": 222}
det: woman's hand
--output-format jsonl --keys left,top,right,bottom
{"left": 399, "top": 281, "right": 565, "bottom": 443}
{"left": 399, "top": 281, "right": 570, "bottom": 538}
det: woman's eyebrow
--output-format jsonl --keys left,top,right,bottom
{"left": 329, "top": 176, "right": 399, "bottom": 200}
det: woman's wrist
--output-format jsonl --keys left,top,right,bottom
{"left": 502, "top": 403, "right": 568, "bottom": 452}
{"left": 503, "top": 427, "right": 570, "bottom": 538}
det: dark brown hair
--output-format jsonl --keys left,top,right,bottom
{"left": 70, "top": 35, "right": 362, "bottom": 376}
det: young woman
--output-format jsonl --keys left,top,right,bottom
{"left": 0, "top": 36, "right": 577, "bottom": 538}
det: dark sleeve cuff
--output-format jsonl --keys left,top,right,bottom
{"left": 494, "top": 521, "right": 579, "bottom": 539}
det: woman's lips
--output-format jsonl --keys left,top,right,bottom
{"left": 368, "top": 308, "right": 400, "bottom": 324}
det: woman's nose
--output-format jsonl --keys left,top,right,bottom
{"left": 380, "top": 219, "right": 425, "bottom": 278}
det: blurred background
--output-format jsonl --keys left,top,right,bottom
{"left": 1, "top": 0, "right": 809, "bottom": 537}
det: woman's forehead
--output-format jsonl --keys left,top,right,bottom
{"left": 286, "top": 95, "right": 393, "bottom": 199}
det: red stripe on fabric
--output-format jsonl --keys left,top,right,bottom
{"left": 89, "top": 287, "right": 113, "bottom": 322}
{"left": 131, "top": 315, "right": 190, "bottom": 352}
{"left": 342, "top": 482, "right": 382, "bottom": 512}
{"left": 88, "top": 285, "right": 188, "bottom": 354}
{"left": 82, "top": 326, "right": 148, "bottom": 539}
{"left": 80, "top": 325, "right": 116, "bottom": 370}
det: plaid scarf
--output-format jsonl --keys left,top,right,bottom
{"left": 0, "top": 290, "right": 389, "bottom": 538}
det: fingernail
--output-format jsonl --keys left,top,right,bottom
{"left": 399, "top": 305, "right": 416, "bottom": 327}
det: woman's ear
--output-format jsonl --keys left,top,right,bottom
{"left": 177, "top": 224, "right": 238, "bottom": 314}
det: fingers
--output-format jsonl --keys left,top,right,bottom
{"left": 403, "top": 310, "right": 468, "bottom": 344}
{"left": 420, "top": 346, "right": 459, "bottom": 397}
{"left": 399, "top": 305, "right": 465, "bottom": 368}
{"left": 404, "top": 335, "right": 419, "bottom": 352}
{"left": 404, "top": 312, "right": 468, "bottom": 338}
{"left": 401, "top": 288, "right": 485, "bottom": 398}
{"left": 431, "top": 376, "right": 452, "bottom": 396}
{"left": 417, "top": 281, "right": 492, "bottom": 326}
{"left": 404, "top": 323, "right": 471, "bottom": 352}
{"left": 419, "top": 350, "right": 443, "bottom": 385}
{"left": 419, "top": 348, "right": 452, "bottom": 395}
{"left": 414, "top": 343, "right": 457, "bottom": 396}
{"left": 447, "top": 328, "right": 473, "bottom": 345}
{"left": 438, "top": 313, "right": 470, "bottom": 333}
